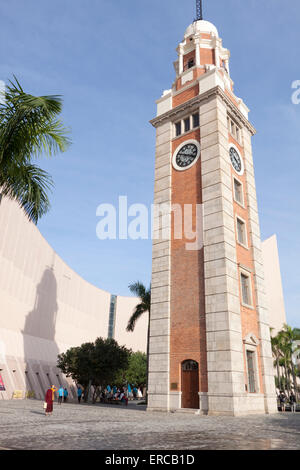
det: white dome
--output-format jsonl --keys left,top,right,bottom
{"left": 184, "top": 20, "right": 219, "bottom": 39}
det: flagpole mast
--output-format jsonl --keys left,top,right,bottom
{"left": 196, "top": 0, "right": 203, "bottom": 21}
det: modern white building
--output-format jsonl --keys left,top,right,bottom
{"left": 0, "top": 196, "right": 147, "bottom": 400}
{"left": 262, "top": 235, "right": 287, "bottom": 335}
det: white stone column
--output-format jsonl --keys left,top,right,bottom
{"left": 179, "top": 45, "right": 184, "bottom": 74}
{"left": 214, "top": 44, "right": 220, "bottom": 68}
{"left": 225, "top": 59, "right": 230, "bottom": 76}
{"left": 195, "top": 40, "right": 201, "bottom": 66}
{"left": 200, "top": 94, "right": 246, "bottom": 415}
{"left": 147, "top": 121, "right": 172, "bottom": 412}
{"left": 242, "top": 127, "right": 278, "bottom": 414}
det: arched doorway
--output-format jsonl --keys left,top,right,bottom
{"left": 181, "top": 360, "right": 199, "bottom": 409}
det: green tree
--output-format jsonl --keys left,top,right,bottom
{"left": 271, "top": 332, "right": 284, "bottom": 391}
{"left": 57, "top": 337, "right": 131, "bottom": 403}
{"left": 0, "top": 77, "right": 70, "bottom": 223}
{"left": 271, "top": 324, "right": 300, "bottom": 400}
{"left": 91, "top": 337, "right": 131, "bottom": 401}
{"left": 278, "top": 325, "right": 300, "bottom": 400}
{"left": 57, "top": 342, "right": 94, "bottom": 392}
{"left": 126, "top": 282, "right": 151, "bottom": 399}
{"left": 115, "top": 351, "right": 147, "bottom": 388}
{"left": 126, "top": 351, "right": 147, "bottom": 386}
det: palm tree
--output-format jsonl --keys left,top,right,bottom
{"left": 278, "top": 325, "right": 300, "bottom": 400}
{"left": 271, "top": 324, "right": 300, "bottom": 402}
{"left": 0, "top": 77, "right": 70, "bottom": 223}
{"left": 271, "top": 333, "right": 283, "bottom": 391}
{"left": 126, "top": 281, "right": 151, "bottom": 400}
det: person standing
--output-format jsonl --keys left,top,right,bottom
{"left": 63, "top": 388, "right": 68, "bottom": 403}
{"left": 279, "top": 391, "right": 286, "bottom": 412}
{"left": 45, "top": 385, "right": 58, "bottom": 416}
{"left": 58, "top": 386, "right": 64, "bottom": 405}
{"left": 77, "top": 386, "right": 83, "bottom": 403}
{"left": 290, "top": 392, "right": 297, "bottom": 413}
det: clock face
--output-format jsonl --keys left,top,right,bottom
{"left": 172, "top": 141, "right": 200, "bottom": 171}
{"left": 229, "top": 146, "right": 244, "bottom": 175}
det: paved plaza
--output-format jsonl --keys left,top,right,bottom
{"left": 0, "top": 400, "right": 299, "bottom": 450}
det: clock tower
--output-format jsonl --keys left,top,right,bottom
{"left": 147, "top": 13, "right": 277, "bottom": 415}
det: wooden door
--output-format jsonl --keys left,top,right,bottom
{"left": 181, "top": 360, "right": 199, "bottom": 409}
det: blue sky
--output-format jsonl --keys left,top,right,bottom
{"left": 0, "top": 0, "right": 299, "bottom": 327}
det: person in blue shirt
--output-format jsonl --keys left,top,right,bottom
{"left": 58, "top": 386, "right": 64, "bottom": 405}
{"left": 63, "top": 388, "right": 68, "bottom": 403}
{"left": 77, "top": 386, "right": 83, "bottom": 403}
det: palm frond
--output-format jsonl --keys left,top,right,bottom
{"left": 126, "top": 304, "right": 148, "bottom": 332}
{"left": 0, "top": 76, "right": 70, "bottom": 222}
{"left": 0, "top": 161, "right": 53, "bottom": 223}
{"left": 0, "top": 85, "right": 70, "bottom": 165}
{"left": 129, "top": 281, "right": 146, "bottom": 299}
{"left": 127, "top": 281, "right": 151, "bottom": 332}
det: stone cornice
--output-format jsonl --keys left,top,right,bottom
{"left": 150, "top": 85, "right": 256, "bottom": 136}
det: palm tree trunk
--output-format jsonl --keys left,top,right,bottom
{"left": 291, "top": 364, "right": 298, "bottom": 401}
{"left": 85, "top": 379, "right": 92, "bottom": 403}
{"left": 276, "top": 358, "right": 281, "bottom": 390}
{"left": 284, "top": 361, "right": 289, "bottom": 395}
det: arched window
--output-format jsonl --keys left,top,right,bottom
{"left": 243, "top": 334, "right": 260, "bottom": 394}
{"left": 182, "top": 360, "right": 198, "bottom": 371}
{"left": 188, "top": 59, "right": 195, "bottom": 69}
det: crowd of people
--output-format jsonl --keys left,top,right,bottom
{"left": 43, "top": 383, "right": 145, "bottom": 416}
{"left": 44, "top": 385, "right": 298, "bottom": 416}
{"left": 99, "top": 384, "right": 144, "bottom": 406}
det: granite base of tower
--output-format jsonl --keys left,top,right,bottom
{"left": 147, "top": 392, "right": 278, "bottom": 415}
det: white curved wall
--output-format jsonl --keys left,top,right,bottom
{"left": 261, "top": 235, "right": 287, "bottom": 335}
{"left": 114, "top": 296, "right": 148, "bottom": 353}
{"left": 0, "top": 197, "right": 146, "bottom": 400}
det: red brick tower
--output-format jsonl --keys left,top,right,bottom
{"left": 147, "top": 16, "right": 277, "bottom": 415}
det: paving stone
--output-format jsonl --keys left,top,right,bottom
{"left": 0, "top": 400, "right": 299, "bottom": 450}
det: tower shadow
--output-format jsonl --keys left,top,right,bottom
{"left": 22, "top": 267, "right": 60, "bottom": 400}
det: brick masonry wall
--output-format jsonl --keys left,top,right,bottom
{"left": 200, "top": 48, "right": 215, "bottom": 66}
{"left": 170, "top": 129, "right": 208, "bottom": 400}
{"left": 173, "top": 85, "right": 199, "bottom": 109}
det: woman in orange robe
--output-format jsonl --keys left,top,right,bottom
{"left": 45, "top": 385, "right": 58, "bottom": 416}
